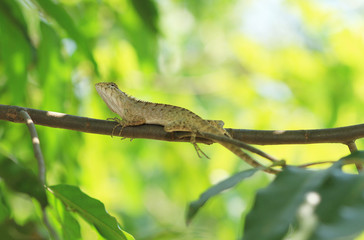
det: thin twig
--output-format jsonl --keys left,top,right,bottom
{"left": 19, "top": 110, "right": 59, "bottom": 240}
{"left": 346, "top": 141, "right": 362, "bottom": 172}
{"left": 19, "top": 110, "right": 46, "bottom": 183}
{"left": 298, "top": 161, "right": 336, "bottom": 168}
{"left": 347, "top": 140, "right": 358, "bottom": 152}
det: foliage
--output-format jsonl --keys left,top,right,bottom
{"left": 1, "top": 0, "right": 364, "bottom": 239}
{"left": 187, "top": 168, "right": 258, "bottom": 224}
{"left": 244, "top": 154, "right": 364, "bottom": 240}
{"left": 49, "top": 184, "right": 134, "bottom": 240}
{"left": 0, "top": 155, "right": 48, "bottom": 208}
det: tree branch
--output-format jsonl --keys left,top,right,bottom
{"left": 230, "top": 126, "right": 364, "bottom": 145}
{"left": 0, "top": 104, "right": 213, "bottom": 144}
{"left": 2, "top": 104, "right": 364, "bottom": 146}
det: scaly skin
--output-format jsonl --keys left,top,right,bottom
{"left": 95, "top": 82, "right": 278, "bottom": 174}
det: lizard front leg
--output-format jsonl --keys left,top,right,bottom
{"left": 108, "top": 114, "right": 146, "bottom": 138}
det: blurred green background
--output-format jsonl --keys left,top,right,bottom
{"left": 1, "top": 0, "right": 364, "bottom": 239}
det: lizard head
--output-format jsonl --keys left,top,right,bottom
{"left": 95, "top": 82, "right": 119, "bottom": 90}
{"left": 95, "top": 82, "right": 126, "bottom": 115}
{"left": 95, "top": 82, "right": 120, "bottom": 99}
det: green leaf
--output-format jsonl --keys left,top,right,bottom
{"left": 37, "top": 21, "right": 61, "bottom": 85}
{"left": 35, "top": 0, "right": 99, "bottom": 75}
{"left": 0, "top": 155, "right": 48, "bottom": 208}
{"left": 187, "top": 168, "right": 258, "bottom": 224}
{"left": 0, "top": 0, "right": 32, "bottom": 104}
{"left": 0, "top": 186, "right": 10, "bottom": 223}
{"left": 62, "top": 205, "right": 81, "bottom": 240}
{"left": 309, "top": 170, "right": 364, "bottom": 240}
{"left": 243, "top": 163, "right": 364, "bottom": 240}
{"left": 0, "top": 219, "right": 43, "bottom": 239}
{"left": 243, "top": 166, "right": 333, "bottom": 240}
{"left": 130, "top": 0, "right": 159, "bottom": 34}
{"left": 48, "top": 184, "right": 134, "bottom": 240}
{"left": 0, "top": 0, "right": 27, "bottom": 27}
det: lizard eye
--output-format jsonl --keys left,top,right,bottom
{"left": 110, "top": 83, "right": 118, "bottom": 88}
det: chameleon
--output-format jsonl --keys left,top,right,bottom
{"left": 95, "top": 82, "right": 278, "bottom": 174}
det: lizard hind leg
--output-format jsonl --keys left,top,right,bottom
{"left": 190, "top": 133, "right": 209, "bottom": 159}
{"left": 193, "top": 142, "right": 210, "bottom": 159}
{"left": 164, "top": 123, "right": 209, "bottom": 159}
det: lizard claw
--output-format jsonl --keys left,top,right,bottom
{"left": 193, "top": 143, "right": 209, "bottom": 159}
{"left": 190, "top": 133, "right": 209, "bottom": 159}
{"left": 107, "top": 117, "right": 125, "bottom": 138}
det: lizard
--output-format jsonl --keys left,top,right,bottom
{"left": 95, "top": 82, "right": 279, "bottom": 174}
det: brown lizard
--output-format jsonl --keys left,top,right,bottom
{"left": 95, "top": 82, "right": 279, "bottom": 174}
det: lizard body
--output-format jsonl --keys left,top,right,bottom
{"left": 95, "top": 82, "right": 278, "bottom": 174}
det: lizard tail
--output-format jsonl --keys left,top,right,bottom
{"left": 219, "top": 142, "right": 279, "bottom": 174}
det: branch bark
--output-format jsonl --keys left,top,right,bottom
{"left": 2, "top": 104, "right": 364, "bottom": 145}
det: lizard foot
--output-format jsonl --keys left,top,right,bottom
{"left": 119, "top": 137, "right": 134, "bottom": 142}
{"left": 107, "top": 117, "right": 125, "bottom": 137}
{"left": 189, "top": 133, "right": 209, "bottom": 159}
{"left": 193, "top": 143, "right": 209, "bottom": 159}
